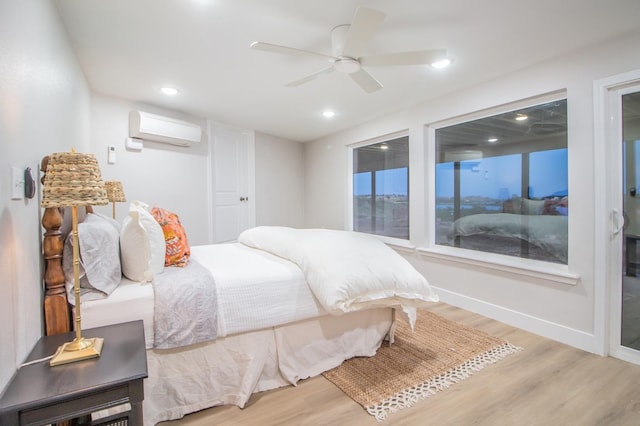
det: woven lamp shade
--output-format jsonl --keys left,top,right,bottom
{"left": 105, "top": 180, "right": 126, "bottom": 203}
{"left": 41, "top": 152, "right": 108, "bottom": 208}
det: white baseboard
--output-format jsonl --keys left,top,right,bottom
{"left": 434, "top": 287, "right": 603, "bottom": 355}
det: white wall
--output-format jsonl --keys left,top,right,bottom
{"left": 255, "top": 132, "right": 305, "bottom": 228}
{"left": 304, "top": 30, "right": 640, "bottom": 354}
{"left": 0, "top": 2, "right": 306, "bottom": 394}
{"left": 0, "top": 0, "right": 91, "bottom": 391}
{"left": 89, "top": 94, "right": 210, "bottom": 245}
{"left": 90, "top": 96, "right": 306, "bottom": 243}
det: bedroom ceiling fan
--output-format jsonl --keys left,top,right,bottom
{"left": 250, "top": 7, "right": 448, "bottom": 93}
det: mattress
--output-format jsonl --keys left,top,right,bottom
{"left": 81, "top": 242, "right": 323, "bottom": 348}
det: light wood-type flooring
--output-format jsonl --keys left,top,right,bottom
{"left": 162, "top": 302, "right": 640, "bottom": 426}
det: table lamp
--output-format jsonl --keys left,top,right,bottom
{"left": 104, "top": 180, "right": 126, "bottom": 219}
{"left": 41, "top": 151, "right": 108, "bottom": 366}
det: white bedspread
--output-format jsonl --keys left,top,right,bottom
{"left": 81, "top": 242, "right": 323, "bottom": 348}
{"left": 238, "top": 226, "right": 439, "bottom": 328}
{"left": 191, "top": 243, "right": 324, "bottom": 337}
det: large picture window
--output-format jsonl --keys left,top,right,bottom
{"left": 435, "top": 99, "right": 568, "bottom": 264}
{"left": 353, "top": 136, "right": 409, "bottom": 239}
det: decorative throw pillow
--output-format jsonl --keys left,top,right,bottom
{"left": 521, "top": 198, "right": 545, "bottom": 215}
{"left": 502, "top": 196, "right": 522, "bottom": 214}
{"left": 120, "top": 200, "right": 166, "bottom": 282}
{"left": 151, "top": 206, "right": 190, "bottom": 267}
{"left": 62, "top": 213, "right": 122, "bottom": 304}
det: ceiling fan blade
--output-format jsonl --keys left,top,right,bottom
{"left": 341, "top": 7, "right": 385, "bottom": 58}
{"left": 250, "top": 41, "right": 334, "bottom": 60}
{"left": 360, "top": 49, "right": 447, "bottom": 67}
{"left": 349, "top": 68, "right": 383, "bottom": 93}
{"left": 285, "top": 66, "right": 335, "bottom": 87}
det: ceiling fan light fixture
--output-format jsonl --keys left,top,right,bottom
{"left": 430, "top": 58, "right": 451, "bottom": 69}
{"left": 334, "top": 57, "right": 361, "bottom": 74}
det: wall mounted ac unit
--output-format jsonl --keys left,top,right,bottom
{"left": 129, "top": 110, "right": 202, "bottom": 147}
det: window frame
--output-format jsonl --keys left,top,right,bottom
{"left": 347, "top": 130, "right": 411, "bottom": 246}
{"left": 421, "top": 91, "right": 578, "bottom": 284}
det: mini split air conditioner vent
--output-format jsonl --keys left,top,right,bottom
{"left": 129, "top": 110, "right": 202, "bottom": 147}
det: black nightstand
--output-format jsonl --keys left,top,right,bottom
{"left": 0, "top": 320, "right": 148, "bottom": 426}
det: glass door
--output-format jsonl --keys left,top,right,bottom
{"left": 621, "top": 90, "right": 640, "bottom": 353}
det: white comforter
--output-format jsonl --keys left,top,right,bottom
{"left": 238, "top": 226, "right": 438, "bottom": 328}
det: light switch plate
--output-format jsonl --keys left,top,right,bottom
{"left": 11, "top": 166, "right": 24, "bottom": 200}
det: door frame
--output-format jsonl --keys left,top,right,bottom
{"left": 594, "top": 69, "right": 640, "bottom": 364}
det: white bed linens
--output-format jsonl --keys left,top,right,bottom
{"left": 238, "top": 226, "right": 439, "bottom": 327}
{"left": 151, "top": 258, "right": 217, "bottom": 349}
{"left": 80, "top": 277, "right": 155, "bottom": 348}
{"left": 80, "top": 242, "right": 324, "bottom": 348}
{"left": 190, "top": 243, "right": 324, "bottom": 337}
{"left": 143, "top": 308, "right": 393, "bottom": 426}
{"left": 79, "top": 237, "right": 399, "bottom": 425}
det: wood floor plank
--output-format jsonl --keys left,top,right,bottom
{"left": 160, "top": 303, "right": 640, "bottom": 425}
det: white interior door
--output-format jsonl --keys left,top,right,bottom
{"left": 212, "top": 125, "right": 255, "bottom": 243}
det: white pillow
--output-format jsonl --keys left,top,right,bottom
{"left": 63, "top": 213, "right": 122, "bottom": 304}
{"left": 120, "top": 200, "right": 165, "bottom": 282}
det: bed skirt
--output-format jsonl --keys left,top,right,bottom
{"left": 96, "top": 308, "right": 394, "bottom": 425}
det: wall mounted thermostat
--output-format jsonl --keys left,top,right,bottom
{"left": 108, "top": 145, "right": 116, "bottom": 164}
{"left": 11, "top": 166, "right": 24, "bottom": 200}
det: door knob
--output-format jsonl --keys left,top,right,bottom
{"left": 240, "top": 197, "right": 248, "bottom": 202}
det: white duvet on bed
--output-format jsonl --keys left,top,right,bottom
{"left": 190, "top": 243, "right": 324, "bottom": 336}
{"left": 238, "top": 226, "right": 439, "bottom": 327}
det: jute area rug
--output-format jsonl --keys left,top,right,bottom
{"left": 322, "top": 310, "right": 521, "bottom": 422}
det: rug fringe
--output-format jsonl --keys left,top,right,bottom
{"left": 365, "top": 342, "right": 522, "bottom": 422}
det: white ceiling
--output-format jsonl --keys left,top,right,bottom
{"left": 55, "top": 0, "right": 640, "bottom": 142}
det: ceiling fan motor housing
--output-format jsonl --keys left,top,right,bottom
{"left": 331, "top": 24, "right": 361, "bottom": 73}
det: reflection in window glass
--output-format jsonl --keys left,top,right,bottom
{"left": 435, "top": 99, "right": 568, "bottom": 264}
{"left": 353, "top": 137, "right": 409, "bottom": 239}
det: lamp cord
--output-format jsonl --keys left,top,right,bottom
{"left": 19, "top": 353, "right": 55, "bottom": 368}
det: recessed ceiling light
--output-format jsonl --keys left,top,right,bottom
{"left": 161, "top": 87, "right": 179, "bottom": 96}
{"left": 431, "top": 58, "right": 451, "bottom": 69}
{"left": 488, "top": 137, "right": 498, "bottom": 143}
{"left": 322, "top": 110, "right": 336, "bottom": 118}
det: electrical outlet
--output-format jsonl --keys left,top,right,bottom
{"left": 11, "top": 167, "right": 24, "bottom": 200}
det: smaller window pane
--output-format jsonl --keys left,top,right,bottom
{"left": 354, "top": 172, "right": 373, "bottom": 233}
{"left": 353, "top": 137, "right": 409, "bottom": 239}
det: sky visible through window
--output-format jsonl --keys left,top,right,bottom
{"left": 354, "top": 168, "right": 408, "bottom": 196}
{"left": 436, "top": 148, "right": 567, "bottom": 199}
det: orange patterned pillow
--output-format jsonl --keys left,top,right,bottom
{"left": 151, "top": 207, "right": 190, "bottom": 267}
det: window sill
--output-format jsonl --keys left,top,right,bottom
{"left": 416, "top": 245, "right": 580, "bottom": 286}
{"left": 376, "top": 235, "right": 414, "bottom": 250}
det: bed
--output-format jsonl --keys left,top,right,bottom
{"left": 39, "top": 157, "right": 439, "bottom": 425}
{"left": 447, "top": 196, "right": 568, "bottom": 264}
